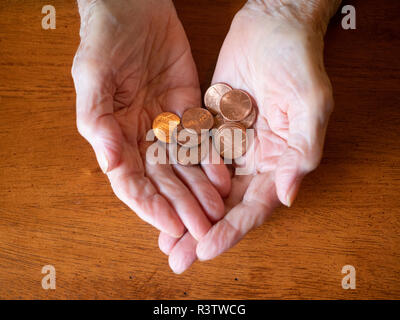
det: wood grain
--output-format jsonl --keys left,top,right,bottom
{"left": 0, "top": 0, "right": 399, "bottom": 299}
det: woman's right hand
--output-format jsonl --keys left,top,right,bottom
{"left": 72, "top": 0, "right": 231, "bottom": 240}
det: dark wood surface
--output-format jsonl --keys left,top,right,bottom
{"left": 0, "top": 0, "right": 399, "bottom": 299}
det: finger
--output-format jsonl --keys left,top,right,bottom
{"left": 72, "top": 59, "right": 122, "bottom": 173}
{"left": 144, "top": 145, "right": 212, "bottom": 241}
{"left": 159, "top": 232, "right": 180, "bottom": 255}
{"left": 224, "top": 174, "right": 253, "bottom": 212}
{"left": 107, "top": 142, "right": 185, "bottom": 238}
{"left": 275, "top": 90, "right": 333, "bottom": 207}
{"left": 161, "top": 175, "right": 251, "bottom": 270}
{"left": 157, "top": 47, "right": 230, "bottom": 220}
{"left": 274, "top": 146, "right": 307, "bottom": 207}
{"left": 196, "top": 172, "right": 279, "bottom": 261}
{"left": 161, "top": 175, "right": 251, "bottom": 271}
{"left": 173, "top": 164, "right": 225, "bottom": 222}
{"left": 168, "top": 232, "right": 198, "bottom": 274}
{"left": 200, "top": 139, "right": 232, "bottom": 198}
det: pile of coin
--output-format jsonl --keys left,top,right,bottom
{"left": 152, "top": 83, "right": 257, "bottom": 165}
{"left": 205, "top": 83, "right": 256, "bottom": 160}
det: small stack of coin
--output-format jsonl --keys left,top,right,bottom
{"left": 213, "top": 122, "right": 247, "bottom": 160}
{"left": 151, "top": 84, "right": 257, "bottom": 164}
{"left": 204, "top": 83, "right": 257, "bottom": 159}
{"left": 204, "top": 83, "right": 257, "bottom": 129}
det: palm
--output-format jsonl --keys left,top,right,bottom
{"left": 112, "top": 5, "right": 201, "bottom": 139}
{"left": 161, "top": 6, "right": 333, "bottom": 273}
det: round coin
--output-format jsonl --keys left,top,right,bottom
{"left": 181, "top": 108, "right": 214, "bottom": 134}
{"left": 214, "top": 122, "right": 247, "bottom": 160}
{"left": 171, "top": 144, "right": 208, "bottom": 166}
{"left": 173, "top": 124, "right": 208, "bottom": 148}
{"left": 204, "top": 83, "right": 232, "bottom": 115}
{"left": 220, "top": 90, "right": 252, "bottom": 122}
{"left": 240, "top": 106, "right": 257, "bottom": 128}
{"left": 213, "top": 113, "right": 226, "bottom": 129}
{"left": 152, "top": 112, "right": 180, "bottom": 143}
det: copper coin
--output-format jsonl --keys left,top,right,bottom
{"left": 152, "top": 112, "right": 180, "bottom": 143}
{"left": 181, "top": 108, "right": 214, "bottom": 134}
{"left": 172, "top": 144, "right": 208, "bottom": 166}
{"left": 214, "top": 122, "right": 247, "bottom": 160}
{"left": 220, "top": 90, "right": 252, "bottom": 122}
{"left": 172, "top": 124, "right": 208, "bottom": 148}
{"left": 240, "top": 106, "right": 257, "bottom": 128}
{"left": 204, "top": 83, "right": 232, "bottom": 115}
{"left": 213, "top": 113, "right": 226, "bottom": 129}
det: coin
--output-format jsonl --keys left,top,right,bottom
{"left": 220, "top": 90, "right": 252, "bottom": 122}
{"left": 181, "top": 108, "right": 214, "bottom": 134}
{"left": 204, "top": 83, "right": 232, "bottom": 115}
{"left": 173, "top": 124, "right": 208, "bottom": 148}
{"left": 214, "top": 122, "right": 247, "bottom": 160}
{"left": 171, "top": 144, "right": 208, "bottom": 166}
{"left": 240, "top": 106, "right": 257, "bottom": 128}
{"left": 213, "top": 113, "right": 225, "bottom": 129}
{"left": 152, "top": 112, "right": 180, "bottom": 143}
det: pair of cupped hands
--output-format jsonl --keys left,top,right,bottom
{"left": 72, "top": 0, "right": 335, "bottom": 273}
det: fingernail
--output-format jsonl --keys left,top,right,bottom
{"left": 171, "top": 230, "right": 184, "bottom": 239}
{"left": 286, "top": 195, "right": 292, "bottom": 207}
{"left": 99, "top": 153, "right": 109, "bottom": 174}
{"left": 286, "top": 182, "right": 299, "bottom": 207}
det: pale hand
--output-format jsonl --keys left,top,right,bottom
{"left": 72, "top": 0, "right": 231, "bottom": 241}
{"left": 159, "top": 0, "right": 335, "bottom": 273}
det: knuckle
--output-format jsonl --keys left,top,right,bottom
{"left": 304, "top": 152, "right": 322, "bottom": 172}
{"left": 71, "top": 57, "right": 79, "bottom": 79}
{"left": 71, "top": 57, "right": 97, "bottom": 83}
{"left": 321, "top": 84, "right": 334, "bottom": 115}
{"left": 76, "top": 117, "right": 90, "bottom": 138}
{"left": 202, "top": 190, "right": 224, "bottom": 216}
{"left": 306, "top": 79, "right": 334, "bottom": 118}
{"left": 71, "top": 54, "right": 85, "bottom": 80}
{"left": 318, "top": 83, "right": 334, "bottom": 115}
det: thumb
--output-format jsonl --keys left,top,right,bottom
{"left": 72, "top": 59, "right": 123, "bottom": 173}
{"left": 275, "top": 92, "right": 333, "bottom": 207}
{"left": 275, "top": 146, "right": 309, "bottom": 207}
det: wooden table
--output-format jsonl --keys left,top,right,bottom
{"left": 0, "top": 0, "right": 399, "bottom": 299}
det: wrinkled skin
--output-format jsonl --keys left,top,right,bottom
{"left": 72, "top": 0, "right": 231, "bottom": 241}
{"left": 159, "top": 2, "right": 334, "bottom": 273}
